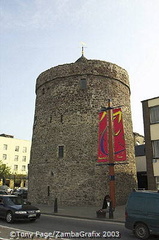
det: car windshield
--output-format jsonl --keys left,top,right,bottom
{"left": 4, "top": 197, "right": 24, "bottom": 206}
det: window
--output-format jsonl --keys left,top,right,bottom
{"left": 80, "top": 78, "right": 87, "bottom": 89}
{"left": 15, "top": 146, "right": 19, "bottom": 151}
{"left": 60, "top": 114, "right": 63, "bottom": 124}
{"left": 152, "top": 140, "right": 159, "bottom": 158}
{"left": 23, "top": 147, "right": 27, "bottom": 153}
{"left": 58, "top": 146, "right": 64, "bottom": 158}
{"left": 22, "top": 156, "right": 26, "bottom": 162}
{"left": 3, "top": 154, "right": 7, "bottom": 160}
{"left": 47, "top": 186, "right": 50, "bottom": 196}
{"left": 42, "top": 88, "right": 45, "bottom": 95}
{"left": 49, "top": 115, "right": 52, "bottom": 123}
{"left": 14, "top": 155, "right": 19, "bottom": 161}
{"left": 14, "top": 165, "right": 18, "bottom": 171}
{"left": 22, "top": 165, "right": 26, "bottom": 171}
{"left": 3, "top": 144, "right": 8, "bottom": 150}
{"left": 150, "top": 106, "right": 159, "bottom": 124}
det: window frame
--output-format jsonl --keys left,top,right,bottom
{"left": 152, "top": 140, "right": 159, "bottom": 159}
{"left": 22, "top": 156, "right": 27, "bottom": 162}
{"left": 58, "top": 145, "right": 64, "bottom": 158}
{"left": 150, "top": 105, "right": 159, "bottom": 124}
{"left": 14, "top": 165, "right": 18, "bottom": 171}
{"left": 14, "top": 155, "right": 19, "bottom": 161}
{"left": 3, "top": 144, "right": 8, "bottom": 150}
{"left": 23, "top": 147, "right": 27, "bottom": 153}
{"left": 21, "top": 165, "right": 26, "bottom": 171}
{"left": 80, "top": 78, "right": 87, "bottom": 89}
{"left": 3, "top": 154, "right": 7, "bottom": 160}
{"left": 15, "top": 146, "right": 19, "bottom": 152}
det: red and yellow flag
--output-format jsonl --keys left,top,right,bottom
{"left": 97, "top": 108, "right": 126, "bottom": 163}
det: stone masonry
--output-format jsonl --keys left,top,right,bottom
{"left": 28, "top": 55, "right": 137, "bottom": 207}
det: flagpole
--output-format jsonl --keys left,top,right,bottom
{"left": 107, "top": 99, "right": 116, "bottom": 212}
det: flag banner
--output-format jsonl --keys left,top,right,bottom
{"left": 97, "top": 108, "right": 126, "bottom": 163}
{"left": 97, "top": 111, "right": 109, "bottom": 162}
{"left": 113, "top": 108, "right": 127, "bottom": 162}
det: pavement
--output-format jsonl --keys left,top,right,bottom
{"left": 36, "top": 204, "right": 126, "bottom": 223}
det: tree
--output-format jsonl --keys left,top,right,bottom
{"left": 0, "top": 161, "right": 11, "bottom": 184}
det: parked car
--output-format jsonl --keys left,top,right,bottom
{"left": 0, "top": 185, "right": 12, "bottom": 194}
{"left": 0, "top": 190, "right": 8, "bottom": 195}
{"left": 13, "top": 188, "right": 28, "bottom": 199}
{"left": 125, "top": 190, "right": 159, "bottom": 239}
{"left": 0, "top": 195, "right": 40, "bottom": 223}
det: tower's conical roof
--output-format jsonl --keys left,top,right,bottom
{"left": 75, "top": 54, "right": 88, "bottom": 63}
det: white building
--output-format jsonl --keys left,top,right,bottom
{"left": 0, "top": 134, "right": 31, "bottom": 188}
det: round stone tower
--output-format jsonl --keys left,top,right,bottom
{"left": 28, "top": 55, "right": 137, "bottom": 206}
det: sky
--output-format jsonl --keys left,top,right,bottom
{"left": 0, "top": 0, "right": 159, "bottom": 141}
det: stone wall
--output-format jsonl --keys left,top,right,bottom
{"left": 28, "top": 56, "right": 137, "bottom": 206}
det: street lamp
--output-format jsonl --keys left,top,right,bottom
{"left": 100, "top": 99, "right": 115, "bottom": 218}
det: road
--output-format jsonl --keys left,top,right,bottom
{"left": 0, "top": 214, "right": 158, "bottom": 240}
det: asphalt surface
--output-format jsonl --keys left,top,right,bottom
{"left": 0, "top": 204, "right": 126, "bottom": 240}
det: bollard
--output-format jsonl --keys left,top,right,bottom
{"left": 54, "top": 198, "right": 58, "bottom": 213}
{"left": 109, "top": 204, "right": 114, "bottom": 219}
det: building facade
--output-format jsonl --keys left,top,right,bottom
{"left": 135, "top": 144, "right": 147, "bottom": 189}
{"left": 28, "top": 55, "right": 137, "bottom": 206}
{"left": 142, "top": 96, "right": 159, "bottom": 190}
{"left": 0, "top": 134, "right": 31, "bottom": 188}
